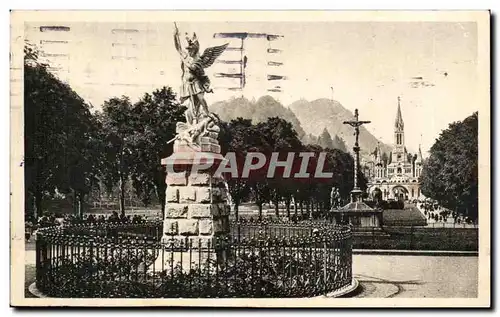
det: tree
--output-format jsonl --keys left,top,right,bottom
{"left": 24, "top": 43, "right": 98, "bottom": 219}
{"left": 127, "top": 87, "right": 185, "bottom": 216}
{"left": 302, "top": 133, "right": 318, "bottom": 145}
{"left": 333, "top": 135, "right": 348, "bottom": 152}
{"left": 256, "top": 117, "right": 302, "bottom": 217}
{"left": 99, "top": 96, "right": 136, "bottom": 217}
{"left": 420, "top": 112, "right": 478, "bottom": 220}
{"left": 219, "top": 118, "right": 257, "bottom": 220}
{"left": 66, "top": 114, "right": 102, "bottom": 218}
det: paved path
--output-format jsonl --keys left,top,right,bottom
{"left": 352, "top": 254, "right": 478, "bottom": 298}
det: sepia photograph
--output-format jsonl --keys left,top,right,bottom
{"left": 9, "top": 10, "right": 490, "bottom": 307}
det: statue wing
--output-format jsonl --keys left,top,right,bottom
{"left": 198, "top": 43, "right": 229, "bottom": 68}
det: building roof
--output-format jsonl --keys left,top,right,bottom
{"left": 335, "top": 201, "right": 381, "bottom": 213}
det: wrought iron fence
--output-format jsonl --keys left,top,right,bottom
{"left": 35, "top": 221, "right": 352, "bottom": 298}
{"left": 229, "top": 218, "right": 339, "bottom": 239}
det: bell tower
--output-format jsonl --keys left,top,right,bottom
{"left": 392, "top": 96, "right": 406, "bottom": 164}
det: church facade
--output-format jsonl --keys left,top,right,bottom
{"left": 362, "top": 97, "right": 424, "bottom": 201}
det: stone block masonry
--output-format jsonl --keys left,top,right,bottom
{"left": 162, "top": 169, "right": 231, "bottom": 248}
{"left": 154, "top": 150, "right": 231, "bottom": 273}
{"left": 179, "top": 187, "right": 196, "bottom": 203}
{"left": 165, "top": 203, "right": 188, "bottom": 218}
{"left": 166, "top": 171, "right": 188, "bottom": 186}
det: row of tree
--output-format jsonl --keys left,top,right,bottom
{"left": 218, "top": 118, "right": 364, "bottom": 220}
{"left": 24, "top": 43, "right": 364, "bottom": 221}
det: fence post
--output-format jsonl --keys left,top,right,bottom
{"left": 323, "top": 238, "right": 327, "bottom": 296}
{"left": 35, "top": 233, "right": 41, "bottom": 289}
{"left": 410, "top": 225, "right": 414, "bottom": 249}
{"left": 89, "top": 238, "right": 94, "bottom": 285}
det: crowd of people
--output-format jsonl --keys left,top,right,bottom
{"left": 25, "top": 211, "right": 150, "bottom": 241}
{"left": 420, "top": 203, "right": 475, "bottom": 225}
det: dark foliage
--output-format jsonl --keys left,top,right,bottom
{"left": 420, "top": 112, "right": 478, "bottom": 220}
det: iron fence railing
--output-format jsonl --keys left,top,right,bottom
{"left": 35, "top": 221, "right": 352, "bottom": 298}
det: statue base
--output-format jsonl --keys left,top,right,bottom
{"left": 173, "top": 135, "right": 221, "bottom": 154}
{"left": 154, "top": 139, "right": 230, "bottom": 273}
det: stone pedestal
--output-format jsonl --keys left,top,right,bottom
{"left": 155, "top": 140, "right": 231, "bottom": 272}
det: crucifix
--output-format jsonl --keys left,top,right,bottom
{"left": 343, "top": 109, "right": 371, "bottom": 202}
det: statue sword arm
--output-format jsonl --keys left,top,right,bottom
{"left": 173, "top": 23, "right": 188, "bottom": 59}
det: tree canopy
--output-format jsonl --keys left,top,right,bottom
{"left": 24, "top": 44, "right": 99, "bottom": 219}
{"left": 420, "top": 112, "right": 478, "bottom": 220}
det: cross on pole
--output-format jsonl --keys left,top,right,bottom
{"left": 343, "top": 109, "right": 371, "bottom": 202}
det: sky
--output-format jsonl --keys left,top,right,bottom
{"left": 24, "top": 21, "right": 479, "bottom": 155}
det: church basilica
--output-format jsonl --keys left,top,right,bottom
{"left": 362, "top": 97, "right": 424, "bottom": 201}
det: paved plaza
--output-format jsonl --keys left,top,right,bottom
{"left": 352, "top": 254, "right": 478, "bottom": 298}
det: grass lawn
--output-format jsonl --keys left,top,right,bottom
{"left": 352, "top": 228, "right": 478, "bottom": 251}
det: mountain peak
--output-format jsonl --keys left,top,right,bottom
{"left": 210, "top": 96, "right": 306, "bottom": 138}
{"left": 289, "top": 99, "right": 392, "bottom": 156}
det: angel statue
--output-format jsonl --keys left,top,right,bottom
{"left": 173, "top": 23, "right": 228, "bottom": 127}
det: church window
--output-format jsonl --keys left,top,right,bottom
{"left": 397, "top": 167, "right": 402, "bottom": 174}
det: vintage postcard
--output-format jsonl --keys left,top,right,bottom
{"left": 10, "top": 10, "right": 490, "bottom": 307}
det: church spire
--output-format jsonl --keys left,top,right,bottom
{"left": 416, "top": 144, "right": 424, "bottom": 163}
{"left": 395, "top": 96, "right": 404, "bottom": 130}
{"left": 376, "top": 142, "right": 382, "bottom": 163}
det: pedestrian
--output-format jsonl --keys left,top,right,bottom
{"left": 108, "top": 211, "right": 119, "bottom": 223}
